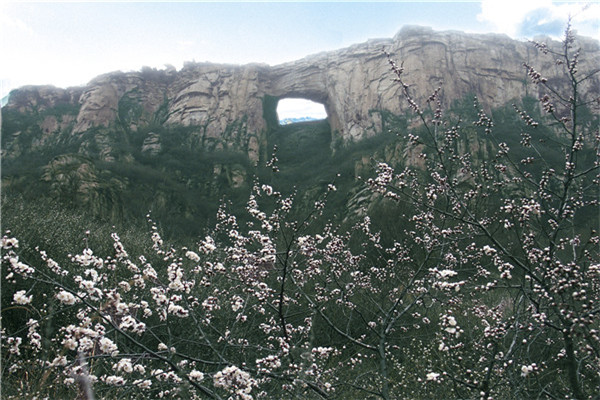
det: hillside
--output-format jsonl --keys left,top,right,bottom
{"left": 2, "top": 27, "right": 598, "bottom": 239}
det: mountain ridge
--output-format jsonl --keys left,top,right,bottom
{"left": 4, "top": 25, "right": 599, "bottom": 164}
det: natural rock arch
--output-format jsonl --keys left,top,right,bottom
{"left": 263, "top": 63, "right": 342, "bottom": 143}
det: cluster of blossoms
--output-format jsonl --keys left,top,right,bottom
{"left": 539, "top": 94, "right": 555, "bottom": 114}
{"left": 56, "top": 289, "right": 78, "bottom": 305}
{"left": 513, "top": 104, "right": 540, "bottom": 127}
{"left": 3, "top": 245, "right": 35, "bottom": 278}
{"left": 440, "top": 314, "right": 461, "bottom": 338}
{"left": 430, "top": 267, "right": 463, "bottom": 292}
{"left": 426, "top": 371, "right": 441, "bottom": 382}
{"left": 26, "top": 319, "right": 42, "bottom": 353}
{"left": 523, "top": 62, "right": 548, "bottom": 84}
{"left": 520, "top": 363, "right": 537, "bottom": 377}
{"left": 98, "top": 337, "right": 119, "bottom": 355}
{"left": 213, "top": 366, "right": 257, "bottom": 400}
{"left": 255, "top": 354, "right": 281, "bottom": 374}
{"left": 12, "top": 290, "right": 32, "bottom": 305}
{"left": 311, "top": 346, "right": 335, "bottom": 359}
{"left": 188, "top": 369, "right": 205, "bottom": 382}
{"left": 474, "top": 105, "right": 494, "bottom": 134}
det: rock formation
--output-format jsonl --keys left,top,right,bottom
{"left": 4, "top": 26, "right": 600, "bottom": 162}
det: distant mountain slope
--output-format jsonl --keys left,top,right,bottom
{"left": 279, "top": 116, "right": 323, "bottom": 125}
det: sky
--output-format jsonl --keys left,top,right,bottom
{"left": 1, "top": 1, "right": 598, "bottom": 117}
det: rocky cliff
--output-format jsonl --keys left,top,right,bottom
{"left": 3, "top": 26, "right": 599, "bottom": 239}
{"left": 3, "top": 26, "right": 600, "bottom": 163}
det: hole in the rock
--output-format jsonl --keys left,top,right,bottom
{"left": 267, "top": 97, "right": 333, "bottom": 182}
{"left": 277, "top": 98, "right": 327, "bottom": 125}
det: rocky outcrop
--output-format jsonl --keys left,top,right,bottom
{"left": 5, "top": 85, "right": 83, "bottom": 114}
{"left": 73, "top": 69, "right": 173, "bottom": 135}
{"left": 4, "top": 26, "right": 600, "bottom": 162}
{"left": 141, "top": 132, "right": 161, "bottom": 156}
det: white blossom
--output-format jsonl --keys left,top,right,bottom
{"left": 426, "top": 372, "right": 440, "bottom": 381}
{"left": 105, "top": 375, "right": 126, "bottom": 386}
{"left": 98, "top": 337, "right": 119, "bottom": 356}
{"left": 114, "top": 358, "right": 133, "bottom": 374}
{"left": 188, "top": 370, "right": 205, "bottom": 382}
{"left": 482, "top": 245, "right": 496, "bottom": 256}
{"left": 521, "top": 364, "right": 537, "bottom": 377}
{"left": 13, "top": 290, "right": 32, "bottom": 305}
{"left": 185, "top": 250, "right": 200, "bottom": 262}
{"left": 214, "top": 365, "right": 256, "bottom": 398}
{"left": 133, "top": 379, "right": 152, "bottom": 389}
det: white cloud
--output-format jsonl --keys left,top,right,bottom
{"left": 477, "top": 0, "right": 599, "bottom": 39}
{"left": 478, "top": 0, "right": 550, "bottom": 37}
{"left": 0, "top": 4, "right": 36, "bottom": 38}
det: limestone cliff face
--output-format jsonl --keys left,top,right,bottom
{"left": 4, "top": 26, "right": 600, "bottom": 161}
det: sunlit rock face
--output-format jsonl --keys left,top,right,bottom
{"left": 5, "top": 26, "right": 600, "bottom": 162}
